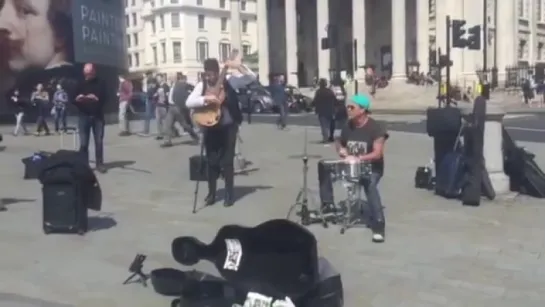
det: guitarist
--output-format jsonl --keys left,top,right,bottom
{"left": 186, "top": 58, "right": 254, "bottom": 207}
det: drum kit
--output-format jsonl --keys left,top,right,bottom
{"left": 286, "top": 128, "right": 372, "bottom": 234}
{"left": 322, "top": 159, "right": 372, "bottom": 234}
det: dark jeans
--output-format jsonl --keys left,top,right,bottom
{"left": 317, "top": 160, "right": 385, "bottom": 232}
{"left": 276, "top": 103, "right": 288, "bottom": 128}
{"left": 36, "top": 108, "right": 50, "bottom": 134}
{"left": 54, "top": 107, "right": 67, "bottom": 132}
{"left": 318, "top": 115, "right": 334, "bottom": 141}
{"left": 204, "top": 124, "right": 239, "bottom": 195}
{"left": 78, "top": 115, "right": 105, "bottom": 166}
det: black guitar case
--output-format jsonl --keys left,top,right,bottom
{"left": 503, "top": 128, "right": 545, "bottom": 197}
{"left": 171, "top": 219, "right": 320, "bottom": 301}
{"left": 461, "top": 97, "right": 490, "bottom": 206}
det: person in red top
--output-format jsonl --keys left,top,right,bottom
{"left": 118, "top": 75, "right": 133, "bottom": 136}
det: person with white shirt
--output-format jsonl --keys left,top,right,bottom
{"left": 185, "top": 57, "right": 255, "bottom": 207}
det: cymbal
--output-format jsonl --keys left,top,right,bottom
{"left": 288, "top": 154, "right": 322, "bottom": 159}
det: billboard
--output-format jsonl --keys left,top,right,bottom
{"left": 0, "top": 0, "right": 127, "bottom": 116}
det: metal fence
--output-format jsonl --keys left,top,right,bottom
{"left": 476, "top": 63, "right": 545, "bottom": 90}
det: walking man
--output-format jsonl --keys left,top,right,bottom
{"left": 162, "top": 73, "right": 199, "bottom": 147}
{"left": 53, "top": 84, "right": 68, "bottom": 133}
{"left": 118, "top": 75, "right": 133, "bottom": 136}
{"left": 312, "top": 79, "right": 337, "bottom": 143}
{"left": 74, "top": 63, "right": 107, "bottom": 173}
{"left": 140, "top": 72, "right": 157, "bottom": 136}
{"left": 9, "top": 89, "right": 28, "bottom": 136}
{"left": 154, "top": 74, "right": 170, "bottom": 140}
{"left": 270, "top": 75, "right": 288, "bottom": 130}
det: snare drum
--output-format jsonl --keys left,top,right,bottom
{"left": 321, "top": 159, "right": 372, "bottom": 182}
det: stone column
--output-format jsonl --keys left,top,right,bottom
{"left": 483, "top": 103, "right": 510, "bottom": 194}
{"left": 391, "top": 0, "right": 406, "bottom": 79}
{"left": 317, "top": 0, "right": 330, "bottom": 79}
{"left": 416, "top": 0, "right": 429, "bottom": 74}
{"left": 230, "top": 0, "right": 242, "bottom": 51}
{"left": 352, "top": 0, "right": 366, "bottom": 84}
{"left": 285, "top": 0, "right": 298, "bottom": 87}
{"left": 257, "top": 0, "right": 270, "bottom": 85}
{"left": 496, "top": 1, "right": 516, "bottom": 81}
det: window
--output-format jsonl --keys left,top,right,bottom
{"left": 518, "top": 39, "right": 527, "bottom": 59}
{"left": 125, "top": 0, "right": 128, "bottom": 8}
{"left": 151, "top": 20, "right": 156, "bottom": 33}
{"left": 241, "top": 20, "right": 248, "bottom": 33}
{"left": 152, "top": 46, "right": 158, "bottom": 65}
{"left": 128, "top": 54, "right": 133, "bottom": 67}
{"left": 198, "top": 15, "right": 205, "bottom": 29}
{"left": 538, "top": 0, "right": 545, "bottom": 22}
{"left": 242, "top": 44, "right": 251, "bottom": 56}
{"left": 538, "top": 42, "right": 544, "bottom": 61}
{"left": 196, "top": 40, "right": 209, "bottom": 62}
{"left": 219, "top": 0, "right": 226, "bottom": 8}
{"left": 132, "top": 13, "right": 137, "bottom": 26}
{"left": 219, "top": 42, "right": 231, "bottom": 61}
{"left": 160, "top": 14, "right": 165, "bottom": 30}
{"left": 171, "top": 0, "right": 179, "bottom": 3}
{"left": 172, "top": 12, "right": 180, "bottom": 28}
{"left": 135, "top": 52, "right": 140, "bottom": 66}
{"left": 221, "top": 17, "right": 227, "bottom": 31}
{"left": 133, "top": 34, "right": 139, "bottom": 46}
{"left": 125, "top": 15, "right": 129, "bottom": 27}
{"left": 126, "top": 35, "right": 131, "bottom": 47}
{"left": 197, "top": 0, "right": 203, "bottom": 5}
{"left": 131, "top": 0, "right": 136, "bottom": 5}
{"left": 518, "top": 0, "right": 529, "bottom": 19}
{"left": 161, "top": 42, "right": 167, "bottom": 63}
{"left": 173, "top": 42, "right": 182, "bottom": 63}
{"left": 240, "top": 0, "right": 246, "bottom": 11}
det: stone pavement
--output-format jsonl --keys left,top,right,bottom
{"left": 1, "top": 124, "right": 545, "bottom": 307}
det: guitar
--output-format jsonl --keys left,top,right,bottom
{"left": 192, "top": 49, "right": 240, "bottom": 127}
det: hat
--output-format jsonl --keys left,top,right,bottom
{"left": 351, "top": 94, "right": 371, "bottom": 111}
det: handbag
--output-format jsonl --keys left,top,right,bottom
{"left": 50, "top": 107, "right": 56, "bottom": 116}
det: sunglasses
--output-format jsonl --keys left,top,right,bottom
{"left": 346, "top": 105, "right": 357, "bottom": 111}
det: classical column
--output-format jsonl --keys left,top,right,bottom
{"left": 391, "top": 0, "right": 406, "bottom": 79}
{"left": 257, "top": 0, "right": 270, "bottom": 85}
{"left": 416, "top": 0, "right": 429, "bottom": 74}
{"left": 317, "top": 0, "right": 330, "bottom": 79}
{"left": 352, "top": 0, "right": 366, "bottom": 82}
{"left": 285, "top": 0, "right": 298, "bottom": 86}
{"left": 230, "top": 0, "right": 242, "bottom": 51}
{"left": 496, "top": 1, "right": 516, "bottom": 80}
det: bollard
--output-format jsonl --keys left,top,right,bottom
{"left": 483, "top": 102, "right": 510, "bottom": 194}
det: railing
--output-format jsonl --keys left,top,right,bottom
{"left": 476, "top": 63, "right": 545, "bottom": 92}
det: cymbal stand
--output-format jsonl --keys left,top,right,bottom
{"left": 287, "top": 128, "right": 327, "bottom": 228}
{"left": 234, "top": 128, "right": 248, "bottom": 171}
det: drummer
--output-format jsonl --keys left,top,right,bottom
{"left": 318, "top": 94, "right": 388, "bottom": 243}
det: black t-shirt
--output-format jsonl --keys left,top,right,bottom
{"left": 339, "top": 117, "right": 389, "bottom": 173}
{"left": 74, "top": 77, "right": 107, "bottom": 117}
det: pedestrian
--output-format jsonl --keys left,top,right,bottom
{"left": 73, "top": 63, "right": 107, "bottom": 173}
{"left": 154, "top": 74, "right": 170, "bottom": 140}
{"left": 31, "top": 83, "right": 51, "bottom": 136}
{"left": 9, "top": 89, "right": 29, "bottom": 136}
{"left": 162, "top": 73, "right": 199, "bottom": 147}
{"left": 270, "top": 75, "right": 288, "bottom": 130}
{"left": 312, "top": 79, "right": 337, "bottom": 143}
{"left": 139, "top": 72, "right": 158, "bottom": 136}
{"left": 118, "top": 75, "right": 133, "bottom": 136}
{"left": 52, "top": 83, "right": 68, "bottom": 133}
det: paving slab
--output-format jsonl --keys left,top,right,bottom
{"left": 0, "top": 124, "right": 545, "bottom": 307}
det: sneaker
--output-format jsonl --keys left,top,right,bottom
{"left": 160, "top": 142, "right": 173, "bottom": 148}
{"left": 155, "top": 136, "right": 164, "bottom": 140}
{"left": 119, "top": 131, "right": 130, "bottom": 136}
{"left": 372, "top": 232, "right": 385, "bottom": 243}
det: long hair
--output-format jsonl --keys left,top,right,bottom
{"left": 203, "top": 58, "right": 220, "bottom": 73}
{"left": 47, "top": 0, "right": 74, "bottom": 62}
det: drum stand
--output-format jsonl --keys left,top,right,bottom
{"left": 234, "top": 130, "right": 248, "bottom": 171}
{"left": 339, "top": 181, "right": 365, "bottom": 234}
{"left": 287, "top": 129, "right": 327, "bottom": 227}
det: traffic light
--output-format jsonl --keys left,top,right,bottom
{"left": 451, "top": 19, "right": 467, "bottom": 48}
{"left": 466, "top": 25, "right": 481, "bottom": 50}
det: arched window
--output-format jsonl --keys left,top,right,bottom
{"left": 218, "top": 39, "right": 231, "bottom": 61}
{"left": 196, "top": 37, "right": 209, "bottom": 62}
{"left": 241, "top": 42, "right": 252, "bottom": 56}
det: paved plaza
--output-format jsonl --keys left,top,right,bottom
{"left": 1, "top": 121, "right": 545, "bottom": 307}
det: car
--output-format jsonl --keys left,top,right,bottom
{"left": 286, "top": 85, "right": 313, "bottom": 113}
{"left": 241, "top": 82, "right": 274, "bottom": 113}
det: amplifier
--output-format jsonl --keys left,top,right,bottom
{"left": 189, "top": 155, "right": 208, "bottom": 181}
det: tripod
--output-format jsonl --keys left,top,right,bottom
{"left": 192, "top": 136, "right": 206, "bottom": 214}
{"left": 287, "top": 128, "right": 328, "bottom": 228}
{"left": 122, "top": 254, "right": 148, "bottom": 287}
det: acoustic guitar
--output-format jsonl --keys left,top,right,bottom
{"left": 192, "top": 49, "right": 240, "bottom": 127}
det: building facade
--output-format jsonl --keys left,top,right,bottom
{"left": 257, "top": 0, "right": 545, "bottom": 87}
{"left": 125, "top": 0, "right": 258, "bottom": 82}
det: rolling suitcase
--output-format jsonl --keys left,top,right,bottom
{"left": 42, "top": 182, "right": 88, "bottom": 234}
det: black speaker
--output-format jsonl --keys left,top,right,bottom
{"left": 189, "top": 155, "right": 208, "bottom": 181}
{"left": 426, "top": 107, "right": 462, "bottom": 137}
